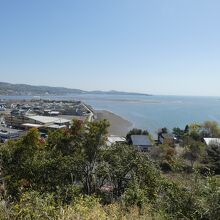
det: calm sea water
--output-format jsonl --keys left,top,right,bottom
{"left": 1, "top": 94, "right": 220, "bottom": 135}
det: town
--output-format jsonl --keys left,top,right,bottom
{"left": 0, "top": 99, "right": 186, "bottom": 149}
{"left": 1, "top": 99, "right": 219, "bottom": 154}
{"left": 0, "top": 99, "right": 95, "bottom": 143}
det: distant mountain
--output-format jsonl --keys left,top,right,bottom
{"left": 0, "top": 82, "right": 85, "bottom": 96}
{"left": 0, "top": 82, "right": 151, "bottom": 96}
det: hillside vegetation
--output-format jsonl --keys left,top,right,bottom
{"left": 0, "top": 120, "right": 219, "bottom": 219}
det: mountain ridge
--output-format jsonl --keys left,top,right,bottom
{"left": 0, "top": 82, "right": 151, "bottom": 96}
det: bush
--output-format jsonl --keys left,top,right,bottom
{"left": 59, "top": 195, "right": 162, "bottom": 220}
{"left": 123, "top": 179, "right": 148, "bottom": 209}
{"left": 12, "top": 191, "right": 57, "bottom": 220}
{"left": 58, "top": 195, "right": 107, "bottom": 220}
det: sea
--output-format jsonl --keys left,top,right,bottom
{"left": 1, "top": 94, "right": 220, "bottom": 135}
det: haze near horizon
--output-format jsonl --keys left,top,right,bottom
{"left": 0, "top": 0, "right": 220, "bottom": 96}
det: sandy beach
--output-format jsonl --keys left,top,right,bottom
{"left": 95, "top": 110, "right": 133, "bottom": 136}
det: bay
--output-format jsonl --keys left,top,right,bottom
{"left": 1, "top": 94, "right": 220, "bottom": 135}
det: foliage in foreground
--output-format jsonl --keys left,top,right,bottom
{"left": 0, "top": 120, "right": 219, "bottom": 219}
{"left": 0, "top": 176, "right": 219, "bottom": 220}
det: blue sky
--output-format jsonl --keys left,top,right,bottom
{"left": 0, "top": 0, "right": 220, "bottom": 96}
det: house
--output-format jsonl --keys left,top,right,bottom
{"left": 107, "top": 135, "right": 126, "bottom": 146}
{"left": 204, "top": 138, "right": 220, "bottom": 146}
{"left": 0, "top": 103, "right": 6, "bottom": 111}
{"left": 131, "top": 135, "right": 153, "bottom": 151}
{"left": 0, "top": 127, "right": 24, "bottom": 142}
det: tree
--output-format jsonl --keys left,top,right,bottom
{"left": 0, "top": 128, "right": 41, "bottom": 197}
{"left": 203, "top": 143, "right": 220, "bottom": 174}
{"left": 182, "top": 138, "right": 203, "bottom": 169}
{"left": 161, "top": 127, "right": 168, "bottom": 134}
{"left": 103, "top": 143, "right": 160, "bottom": 200}
{"left": 76, "top": 119, "right": 110, "bottom": 195}
{"left": 173, "top": 127, "right": 184, "bottom": 140}
{"left": 184, "top": 125, "right": 189, "bottom": 134}
{"left": 201, "top": 121, "right": 220, "bottom": 138}
{"left": 188, "top": 123, "right": 202, "bottom": 141}
{"left": 0, "top": 120, "right": 110, "bottom": 199}
{"left": 102, "top": 144, "right": 137, "bottom": 198}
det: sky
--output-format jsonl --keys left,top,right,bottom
{"left": 0, "top": 0, "right": 220, "bottom": 96}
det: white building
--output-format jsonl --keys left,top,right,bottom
{"left": 22, "top": 115, "right": 71, "bottom": 129}
{"left": 204, "top": 138, "right": 220, "bottom": 146}
{"left": 107, "top": 135, "right": 126, "bottom": 146}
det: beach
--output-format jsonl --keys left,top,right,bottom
{"left": 95, "top": 110, "right": 133, "bottom": 136}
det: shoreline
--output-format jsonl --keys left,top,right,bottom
{"left": 95, "top": 110, "right": 133, "bottom": 137}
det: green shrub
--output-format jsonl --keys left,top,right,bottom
{"left": 12, "top": 191, "right": 58, "bottom": 220}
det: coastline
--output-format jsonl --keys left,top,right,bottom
{"left": 95, "top": 110, "right": 133, "bottom": 137}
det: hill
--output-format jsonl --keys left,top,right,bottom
{"left": 0, "top": 82, "right": 150, "bottom": 96}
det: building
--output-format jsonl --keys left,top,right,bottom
{"left": 131, "top": 135, "right": 153, "bottom": 151}
{"left": 0, "top": 103, "right": 6, "bottom": 111}
{"left": 204, "top": 138, "right": 220, "bottom": 146}
{"left": 22, "top": 115, "right": 71, "bottom": 129}
{"left": 5, "top": 114, "right": 71, "bottom": 130}
{"left": 107, "top": 135, "right": 126, "bottom": 146}
{"left": 0, "top": 127, "right": 24, "bottom": 142}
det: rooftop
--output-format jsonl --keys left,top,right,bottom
{"left": 0, "top": 126, "right": 22, "bottom": 134}
{"left": 107, "top": 136, "right": 126, "bottom": 146}
{"left": 22, "top": 123, "right": 43, "bottom": 128}
{"left": 26, "top": 115, "right": 71, "bottom": 124}
{"left": 47, "top": 124, "right": 67, "bottom": 129}
{"left": 131, "top": 135, "right": 153, "bottom": 146}
{"left": 204, "top": 138, "right": 220, "bottom": 146}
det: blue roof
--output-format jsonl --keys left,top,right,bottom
{"left": 131, "top": 135, "right": 152, "bottom": 146}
